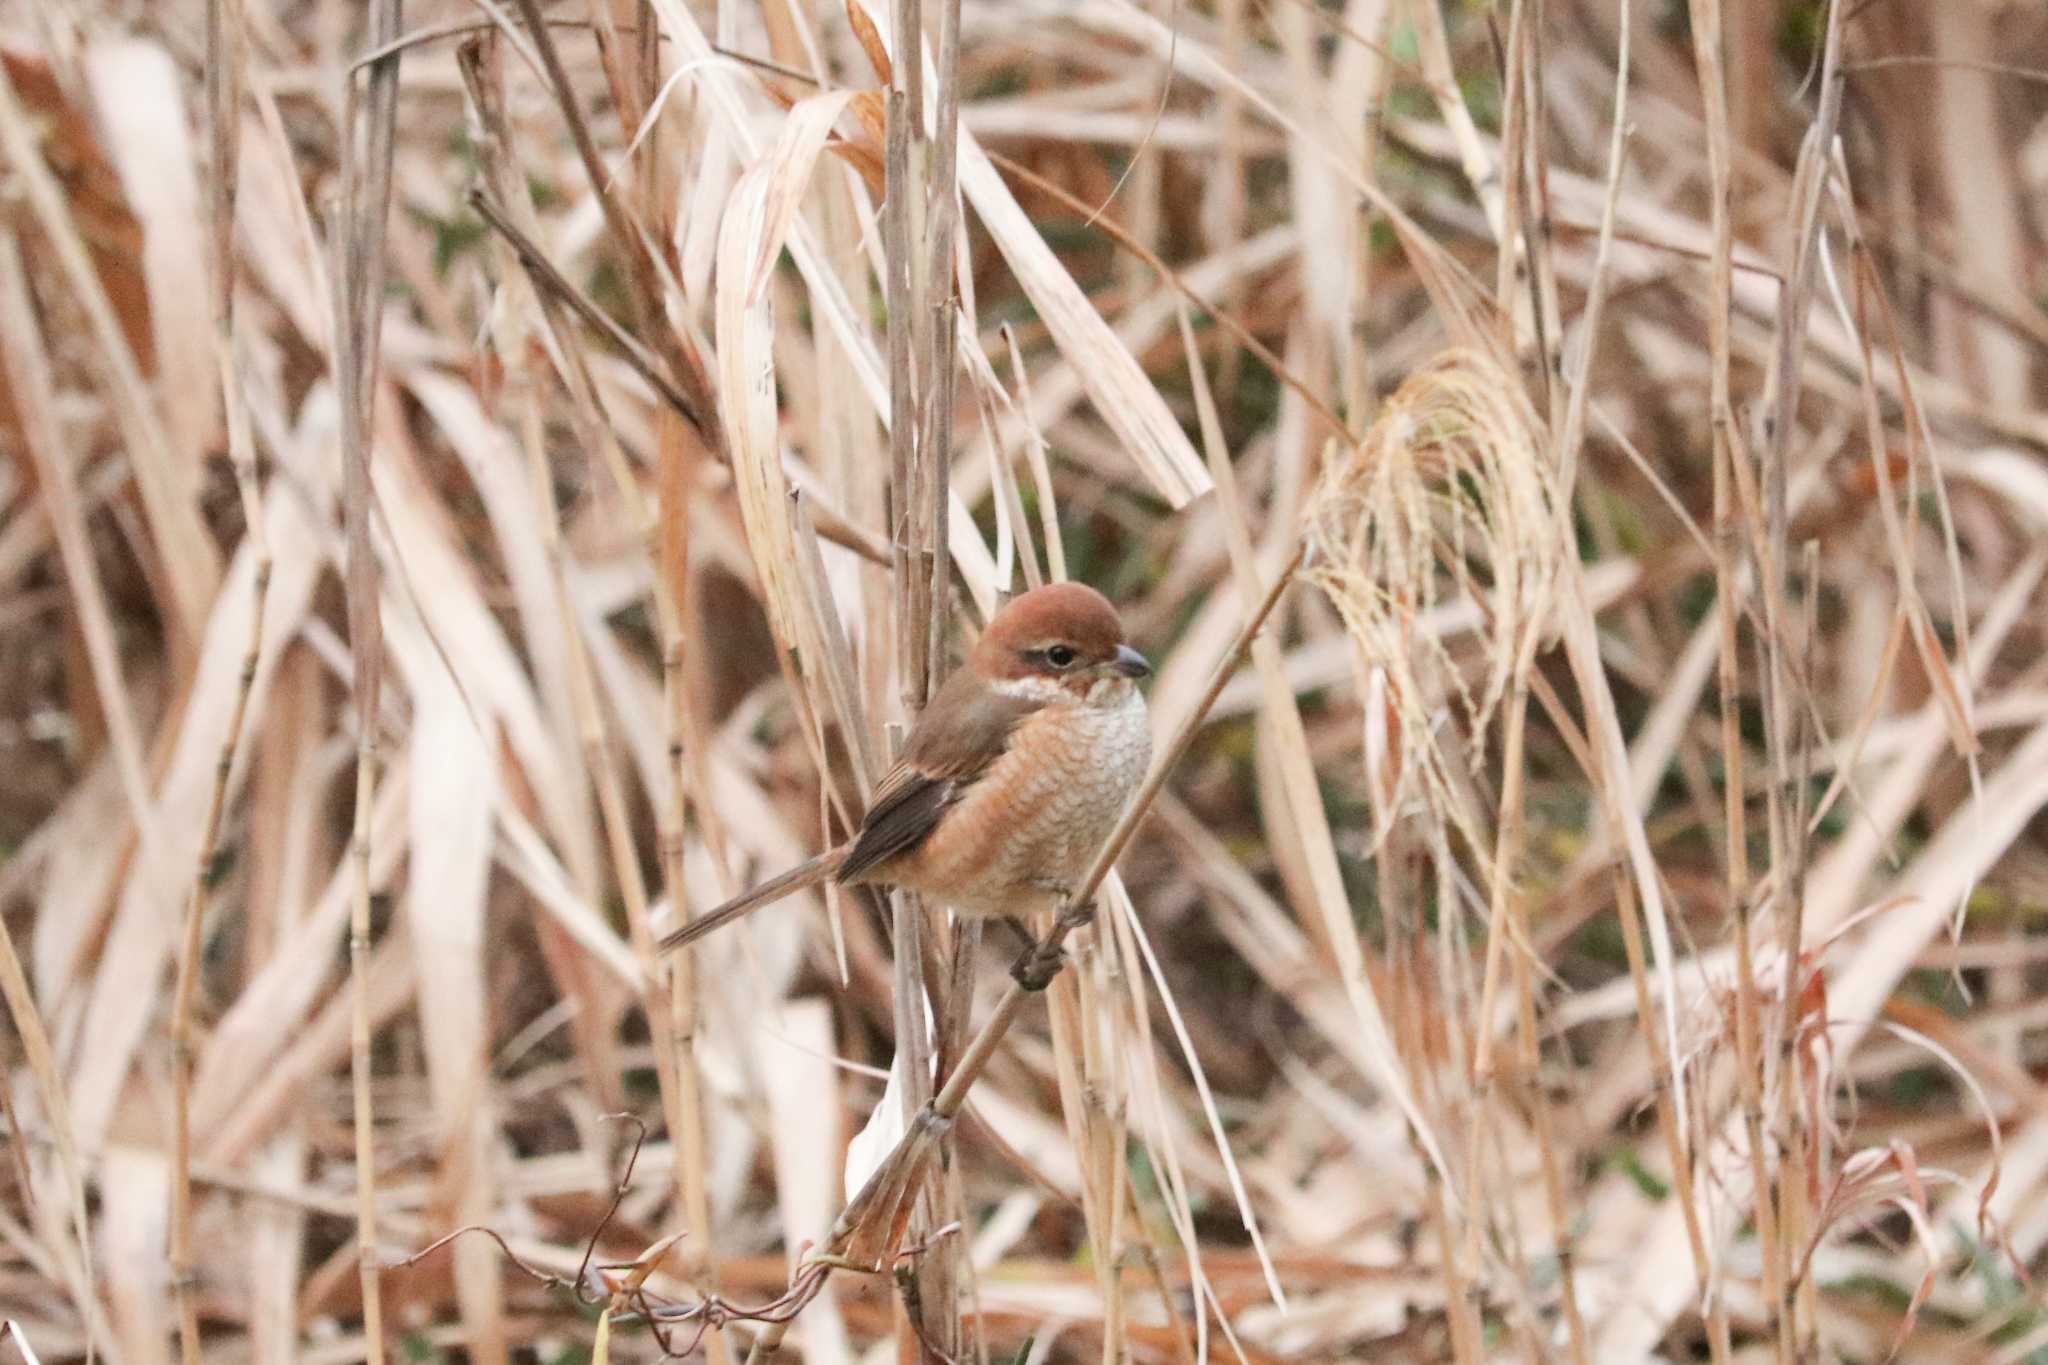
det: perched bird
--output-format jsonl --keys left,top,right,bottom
{"left": 658, "top": 582, "right": 1152, "bottom": 965}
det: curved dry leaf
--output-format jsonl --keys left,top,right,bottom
{"left": 827, "top": 89, "right": 888, "bottom": 202}
{"left": 845, "top": 0, "right": 893, "bottom": 85}
{"left": 714, "top": 92, "right": 855, "bottom": 652}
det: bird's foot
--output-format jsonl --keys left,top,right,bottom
{"left": 1008, "top": 897, "right": 1097, "bottom": 991}
{"left": 1010, "top": 937, "right": 1065, "bottom": 992}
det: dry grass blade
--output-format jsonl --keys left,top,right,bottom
{"left": 715, "top": 89, "right": 857, "bottom": 658}
{"left": 953, "top": 134, "right": 1212, "bottom": 510}
{"left": 400, "top": 644, "right": 505, "bottom": 1361}
{"left": 165, "top": 319, "right": 269, "bottom": 1365}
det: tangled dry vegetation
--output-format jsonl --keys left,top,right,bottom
{"left": 3, "top": 0, "right": 2048, "bottom": 1360}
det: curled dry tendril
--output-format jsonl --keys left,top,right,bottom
{"left": 396, "top": 1114, "right": 960, "bottom": 1358}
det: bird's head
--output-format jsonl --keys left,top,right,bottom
{"left": 973, "top": 582, "right": 1150, "bottom": 705}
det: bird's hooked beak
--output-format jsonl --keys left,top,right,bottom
{"left": 1111, "top": 643, "right": 1152, "bottom": 679}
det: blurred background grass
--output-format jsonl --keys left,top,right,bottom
{"left": 1, "top": 1, "right": 2047, "bottom": 1361}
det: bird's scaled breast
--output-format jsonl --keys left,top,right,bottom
{"left": 1054, "top": 685, "right": 1153, "bottom": 836}
{"left": 909, "top": 685, "right": 1151, "bottom": 914}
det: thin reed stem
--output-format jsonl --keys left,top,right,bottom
{"left": 339, "top": 5, "right": 404, "bottom": 1357}
{"left": 170, "top": 5, "right": 260, "bottom": 1356}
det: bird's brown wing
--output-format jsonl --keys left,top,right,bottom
{"left": 836, "top": 671, "right": 1043, "bottom": 885}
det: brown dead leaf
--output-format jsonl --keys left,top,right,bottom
{"left": 0, "top": 49, "right": 153, "bottom": 442}
{"left": 827, "top": 89, "right": 888, "bottom": 202}
{"left": 845, "top": 0, "right": 893, "bottom": 85}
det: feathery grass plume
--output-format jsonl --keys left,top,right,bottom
{"left": 1302, "top": 347, "right": 1568, "bottom": 865}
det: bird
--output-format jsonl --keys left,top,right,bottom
{"left": 658, "top": 582, "right": 1152, "bottom": 977}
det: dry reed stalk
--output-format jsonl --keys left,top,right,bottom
{"left": 920, "top": 0, "right": 965, "bottom": 661}
{"left": 961, "top": 348, "right": 1041, "bottom": 594}
{"left": 1499, "top": 671, "right": 1591, "bottom": 1365}
{"left": 168, "top": 1, "right": 266, "bottom": 1357}
{"left": 1683, "top": 2, "right": 1764, "bottom": 1358}
{"left": 337, "top": 4, "right": 403, "bottom": 1358}
{"left": 162, "top": 294, "right": 264, "bottom": 1365}
{"left": 626, "top": 14, "right": 733, "bottom": 1326}
{"left": 885, "top": 0, "right": 930, "bottom": 701}
{"left": 882, "top": 0, "right": 970, "bottom": 1343}
{"left": 1209, "top": 0, "right": 1249, "bottom": 413}
{"left": 654, "top": 323, "right": 732, "bottom": 1365}
{"left": 524, "top": 241, "right": 712, "bottom": 1360}
{"left": 1043, "top": 925, "right": 1119, "bottom": 1360}
{"left": 1513, "top": 11, "right": 1635, "bottom": 1356}
{"left": 1553, "top": 0, "right": 1630, "bottom": 496}
{"left": 237, "top": 643, "right": 321, "bottom": 1365}
{"left": 1746, "top": 4, "right": 1854, "bottom": 1353}
{"left": 1337, "top": 0, "right": 1396, "bottom": 425}
{"left": 1001, "top": 327, "right": 1065, "bottom": 582}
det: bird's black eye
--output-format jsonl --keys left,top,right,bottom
{"left": 1044, "top": 644, "right": 1077, "bottom": 668}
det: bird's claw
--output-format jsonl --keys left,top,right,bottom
{"left": 1009, "top": 898, "right": 1095, "bottom": 991}
{"left": 1010, "top": 938, "right": 1065, "bottom": 992}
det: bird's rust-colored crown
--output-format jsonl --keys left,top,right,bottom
{"left": 976, "top": 582, "right": 1127, "bottom": 665}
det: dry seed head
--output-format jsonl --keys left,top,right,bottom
{"left": 1303, "top": 349, "right": 1569, "bottom": 861}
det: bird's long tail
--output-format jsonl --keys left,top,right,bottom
{"left": 657, "top": 847, "right": 845, "bottom": 953}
